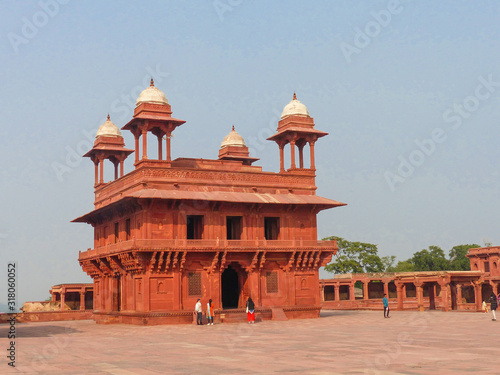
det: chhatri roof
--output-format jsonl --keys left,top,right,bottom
{"left": 281, "top": 93, "right": 310, "bottom": 119}
{"left": 96, "top": 115, "right": 122, "bottom": 138}
{"left": 136, "top": 78, "right": 169, "bottom": 106}
{"left": 220, "top": 126, "right": 246, "bottom": 148}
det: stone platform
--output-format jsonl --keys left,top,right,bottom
{"left": 1, "top": 310, "right": 499, "bottom": 374}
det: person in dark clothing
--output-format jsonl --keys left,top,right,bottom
{"left": 246, "top": 297, "right": 255, "bottom": 324}
{"left": 489, "top": 293, "right": 497, "bottom": 321}
{"left": 382, "top": 294, "right": 390, "bottom": 318}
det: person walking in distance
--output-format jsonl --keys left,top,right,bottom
{"left": 383, "top": 294, "right": 390, "bottom": 318}
{"left": 489, "top": 293, "right": 497, "bottom": 321}
{"left": 195, "top": 298, "right": 203, "bottom": 325}
{"left": 207, "top": 299, "right": 214, "bottom": 325}
{"left": 246, "top": 297, "right": 255, "bottom": 324}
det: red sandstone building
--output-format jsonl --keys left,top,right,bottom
{"left": 73, "top": 81, "right": 345, "bottom": 324}
{"left": 321, "top": 246, "right": 500, "bottom": 312}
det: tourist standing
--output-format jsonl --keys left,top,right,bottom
{"left": 489, "top": 293, "right": 497, "bottom": 321}
{"left": 383, "top": 294, "right": 390, "bottom": 318}
{"left": 482, "top": 300, "right": 489, "bottom": 313}
{"left": 195, "top": 298, "right": 203, "bottom": 325}
{"left": 246, "top": 297, "right": 255, "bottom": 324}
{"left": 207, "top": 299, "right": 214, "bottom": 325}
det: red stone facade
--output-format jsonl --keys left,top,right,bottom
{"left": 73, "top": 83, "right": 344, "bottom": 324}
{"left": 321, "top": 246, "right": 500, "bottom": 312}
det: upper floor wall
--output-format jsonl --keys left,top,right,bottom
{"left": 91, "top": 201, "right": 318, "bottom": 249}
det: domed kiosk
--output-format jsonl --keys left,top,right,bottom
{"left": 218, "top": 126, "right": 259, "bottom": 165}
{"left": 268, "top": 93, "right": 328, "bottom": 172}
{"left": 83, "top": 115, "right": 133, "bottom": 185}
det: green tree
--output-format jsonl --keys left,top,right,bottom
{"left": 388, "top": 260, "right": 415, "bottom": 272}
{"left": 449, "top": 244, "right": 479, "bottom": 271}
{"left": 381, "top": 255, "right": 396, "bottom": 271}
{"left": 408, "top": 246, "right": 448, "bottom": 271}
{"left": 323, "top": 236, "right": 385, "bottom": 274}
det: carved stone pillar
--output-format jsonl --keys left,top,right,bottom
{"left": 279, "top": 143, "right": 285, "bottom": 172}
{"left": 456, "top": 283, "right": 462, "bottom": 307}
{"left": 134, "top": 133, "right": 140, "bottom": 164}
{"left": 349, "top": 283, "right": 355, "bottom": 301}
{"left": 309, "top": 140, "right": 316, "bottom": 170}
{"left": 290, "top": 140, "right": 296, "bottom": 169}
{"left": 166, "top": 132, "right": 172, "bottom": 162}
{"left": 142, "top": 129, "right": 148, "bottom": 160}
{"left": 157, "top": 134, "right": 163, "bottom": 160}
{"left": 334, "top": 284, "right": 340, "bottom": 301}
{"left": 396, "top": 282, "right": 404, "bottom": 310}
{"left": 438, "top": 281, "right": 450, "bottom": 312}
{"left": 363, "top": 281, "right": 369, "bottom": 300}
{"left": 94, "top": 160, "right": 99, "bottom": 186}
{"left": 60, "top": 289, "right": 66, "bottom": 311}
{"left": 415, "top": 282, "right": 424, "bottom": 311}
{"left": 80, "top": 291, "right": 86, "bottom": 311}
{"left": 474, "top": 282, "right": 482, "bottom": 312}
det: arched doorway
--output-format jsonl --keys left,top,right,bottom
{"left": 221, "top": 265, "right": 240, "bottom": 309}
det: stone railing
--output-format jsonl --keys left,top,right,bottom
{"left": 79, "top": 238, "right": 337, "bottom": 260}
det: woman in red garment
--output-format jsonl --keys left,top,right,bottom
{"left": 246, "top": 297, "right": 255, "bottom": 324}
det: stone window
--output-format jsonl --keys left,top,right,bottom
{"left": 114, "top": 222, "right": 119, "bottom": 243}
{"left": 188, "top": 272, "right": 202, "bottom": 296}
{"left": 264, "top": 217, "right": 280, "bottom": 240}
{"left": 125, "top": 218, "right": 131, "bottom": 240}
{"left": 187, "top": 215, "right": 204, "bottom": 240}
{"left": 226, "top": 216, "right": 242, "bottom": 240}
{"left": 157, "top": 281, "right": 166, "bottom": 294}
{"left": 484, "top": 261, "right": 490, "bottom": 273}
{"left": 266, "top": 271, "right": 278, "bottom": 293}
{"left": 103, "top": 226, "right": 108, "bottom": 246}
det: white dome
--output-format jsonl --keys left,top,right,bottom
{"left": 136, "top": 78, "right": 169, "bottom": 106}
{"left": 280, "top": 93, "right": 309, "bottom": 119}
{"left": 96, "top": 115, "right": 122, "bottom": 138}
{"left": 220, "top": 126, "right": 246, "bottom": 148}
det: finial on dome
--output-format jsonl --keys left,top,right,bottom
{"left": 150, "top": 78, "right": 154, "bottom": 87}
{"left": 107, "top": 114, "right": 110, "bottom": 121}
{"left": 232, "top": 125, "right": 235, "bottom": 131}
{"left": 293, "top": 92, "right": 297, "bottom": 100}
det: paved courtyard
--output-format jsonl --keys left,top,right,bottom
{"left": 2, "top": 310, "right": 499, "bottom": 374}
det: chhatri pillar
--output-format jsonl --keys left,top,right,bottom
{"left": 268, "top": 93, "right": 327, "bottom": 173}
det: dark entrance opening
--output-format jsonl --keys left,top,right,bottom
{"left": 221, "top": 265, "right": 240, "bottom": 309}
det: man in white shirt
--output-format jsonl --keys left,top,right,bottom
{"left": 195, "top": 299, "right": 203, "bottom": 325}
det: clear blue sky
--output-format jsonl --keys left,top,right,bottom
{"left": 1, "top": 0, "right": 499, "bottom": 305}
